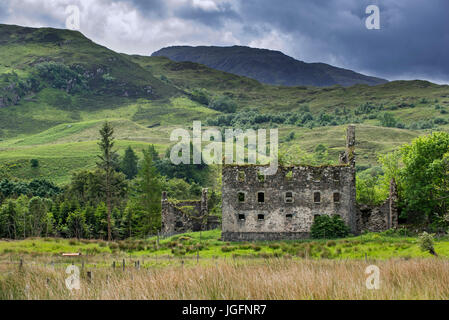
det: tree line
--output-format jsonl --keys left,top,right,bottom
{"left": 0, "top": 122, "right": 219, "bottom": 240}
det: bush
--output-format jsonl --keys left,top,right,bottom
{"left": 418, "top": 232, "right": 437, "bottom": 256}
{"left": 35, "top": 62, "right": 87, "bottom": 93}
{"left": 208, "top": 95, "right": 237, "bottom": 113}
{"left": 30, "top": 159, "right": 39, "bottom": 168}
{"left": 190, "top": 88, "right": 210, "bottom": 106}
{"left": 310, "top": 215, "right": 350, "bottom": 239}
{"left": 379, "top": 112, "right": 397, "bottom": 127}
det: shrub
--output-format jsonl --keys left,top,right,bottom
{"left": 284, "top": 131, "right": 295, "bottom": 142}
{"left": 320, "top": 247, "right": 332, "bottom": 259}
{"left": 379, "top": 112, "right": 397, "bottom": 127}
{"left": 208, "top": 95, "right": 237, "bottom": 113}
{"left": 68, "top": 239, "right": 79, "bottom": 246}
{"left": 418, "top": 232, "right": 437, "bottom": 256}
{"left": 35, "top": 62, "right": 87, "bottom": 93}
{"left": 221, "top": 246, "right": 236, "bottom": 253}
{"left": 30, "top": 159, "right": 39, "bottom": 168}
{"left": 326, "top": 240, "right": 336, "bottom": 247}
{"left": 434, "top": 118, "right": 448, "bottom": 125}
{"left": 190, "top": 88, "right": 210, "bottom": 106}
{"left": 310, "top": 215, "right": 350, "bottom": 239}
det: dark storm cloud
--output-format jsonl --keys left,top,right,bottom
{"left": 236, "top": 0, "right": 449, "bottom": 82}
{"left": 174, "top": 1, "right": 240, "bottom": 28}
{"left": 0, "top": 0, "right": 448, "bottom": 83}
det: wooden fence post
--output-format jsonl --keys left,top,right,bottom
{"left": 122, "top": 259, "right": 125, "bottom": 271}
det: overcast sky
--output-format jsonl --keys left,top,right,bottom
{"left": 1, "top": 0, "right": 448, "bottom": 84}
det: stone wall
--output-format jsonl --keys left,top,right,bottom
{"left": 357, "top": 179, "right": 399, "bottom": 233}
{"left": 221, "top": 164, "right": 357, "bottom": 241}
{"left": 161, "top": 189, "right": 220, "bottom": 235}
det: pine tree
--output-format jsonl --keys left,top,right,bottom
{"left": 94, "top": 202, "right": 109, "bottom": 240}
{"left": 0, "top": 200, "right": 18, "bottom": 239}
{"left": 97, "top": 122, "right": 119, "bottom": 241}
{"left": 121, "top": 146, "right": 139, "bottom": 180}
{"left": 147, "top": 144, "right": 159, "bottom": 161}
{"left": 135, "top": 146, "right": 162, "bottom": 235}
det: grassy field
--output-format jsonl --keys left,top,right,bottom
{"left": 1, "top": 230, "right": 449, "bottom": 299}
{"left": 1, "top": 230, "right": 448, "bottom": 259}
{"left": 2, "top": 258, "right": 449, "bottom": 299}
{"left": 0, "top": 123, "right": 428, "bottom": 185}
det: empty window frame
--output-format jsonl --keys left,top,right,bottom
{"left": 333, "top": 192, "right": 340, "bottom": 203}
{"left": 333, "top": 171, "right": 340, "bottom": 181}
{"left": 257, "top": 192, "right": 265, "bottom": 203}
{"left": 238, "top": 192, "right": 245, "bottom": 202}
{"left": 258, "top": 214, "right": 265, "bottom": 220}
{"left": 286, "top": 213, "right": 293, "bottom": 219}
{"left": 314, "top": 192, "right": 321, "bottom": 203}
{"left": 238, "top": 214, "right": 246, "bottom": 221}
{"left": 285, "top": 191, "right": 293, "bottom": 203}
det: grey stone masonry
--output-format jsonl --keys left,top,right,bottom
{"left": 161, "top": 188, "right": 220, "bottom": 236}
{"left": 357, "top": 178, "right": 399, "bottom": 233}
{"left": 221, "top": 164, "right": 357, "bottom": 241}
{"left": 222, "top": 125, "right": 359, "bottom": 241}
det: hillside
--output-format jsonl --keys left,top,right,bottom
{"left": 0, "top": 24, "right": 449, "bottom": 184}
{"left": 0, "top": 24, "right": 182, "bottom": 137}
{"left": 151, "top": 45, "right": 388, "bottom": 87}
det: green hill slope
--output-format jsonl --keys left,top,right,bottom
{"left": 0, "top": 24, "right": 184, "bottom": 137}
{"left": 0, "top": 24, "right": 449, "bottom": 185}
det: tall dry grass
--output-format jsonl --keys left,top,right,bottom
{"left": 1, "top": 258, "right": 448, "bottom": 300}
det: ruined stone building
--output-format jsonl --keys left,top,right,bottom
{"left": 161, "top": 188, "right": 220, "bottom": 235}
{"left": 221, "top": 125, "right": 398, "bottom": 241}
{"left": 357, "top": 178, "right": 398, "bottom": 232}
{"left": 161, "top": 125, "right": 398, "bottom": 240}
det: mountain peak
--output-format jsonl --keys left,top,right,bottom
{"left": 152, "top": 45, "right": 388, "bottom": 87}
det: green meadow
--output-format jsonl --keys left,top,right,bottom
{"left": 0, "top": 230, "right": 447, "bottom": 260}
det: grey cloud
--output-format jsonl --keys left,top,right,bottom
{"left": 173, "top": 1, "right": 240, "bottom": 28}
{"left": 0, "top": 0, "right": 448, "bottom": 83}
{"left": 117, "top": 0, "right": 169, "bottom": 18}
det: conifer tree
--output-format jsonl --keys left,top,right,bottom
{"left": 121, "top": 146, "right": 139, "bottom": 180}
{"left": 97, "top": 122, "right": 119, "bottom": 241}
